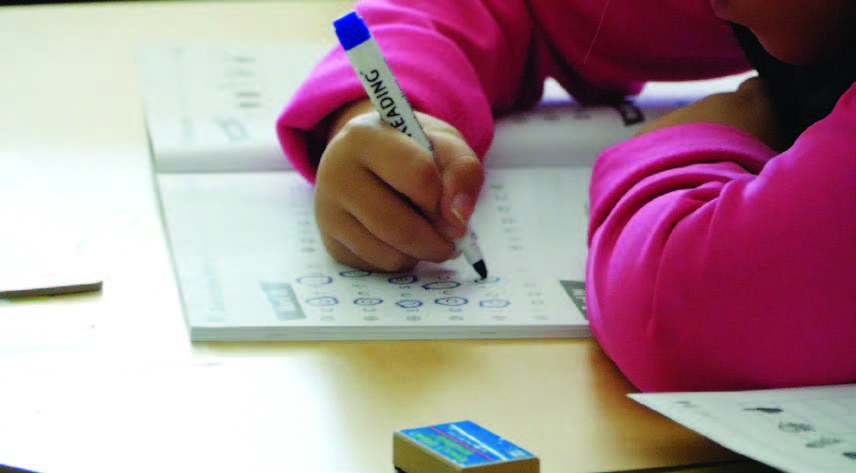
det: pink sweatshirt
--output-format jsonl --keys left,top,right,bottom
{"left": 277, "top": 0, "right": 856, "bottom": 392}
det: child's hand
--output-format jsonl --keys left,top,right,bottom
{"left": 315, "top": 100, "right": 484, "bottom": 272}
{"left": 636, "top": 77, "right": 787, "bottom": 151}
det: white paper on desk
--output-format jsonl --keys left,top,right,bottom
{"left": 631, "top": 384, "right": 856, "bottom": 473}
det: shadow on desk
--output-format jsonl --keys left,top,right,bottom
{"left": 623, "top": 462, "right": 782, "bottom": 473}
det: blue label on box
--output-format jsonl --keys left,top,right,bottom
{"left": 401, "top": 421, "right": 534, "bottom": 466}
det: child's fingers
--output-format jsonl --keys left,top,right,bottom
{"left": 430, "top": 130, "right": 485, "bottom": 239}
{"left": 315, "top": 167, "right": 456, "bottom": 264}
{"left": 344, "top": 171, "right": 456, "bottom": 262}
{"left": 319, "top": 223, "right": 418, "bottom": 273}
{"left": 317, "top": 108, "right": 476, "bottom": 270}
{"left": 341, "top": 114, "right": 445, "bottom": 218}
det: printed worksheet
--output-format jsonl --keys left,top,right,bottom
{"left": 137, "top": 43, "right": 332, "bottom": 172}
{"left": 631, "top": 384, "right": 856, "bottom": 473}
{"left": 157, "top": 166, "right": 591, "bottom": 341}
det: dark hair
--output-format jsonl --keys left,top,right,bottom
{"left": 733, "top": 24, "right": 856, "bottom": 146}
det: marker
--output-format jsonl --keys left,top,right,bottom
{"left": 334, "top": 11, "right": 488, "bottom": 279}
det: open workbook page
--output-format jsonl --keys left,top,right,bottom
{"left": 139, "top": 43, "right": 750, "bottom": 341}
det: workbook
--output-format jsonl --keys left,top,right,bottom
{"left": 138, "top": 43, "right": 750, "bottom": 341}
{"left": 632, "top": 383, "right": 856, "bottom": 473}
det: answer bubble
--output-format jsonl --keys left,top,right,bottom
{"left": 435, "top": 296, "right": 468, "bottom": 306}
{"left": 475, "top": 277, "right": 500, "bottom": 285}
{"left": 340, "top": 269, "right": 371, "bottom": 278}
{"left": 354, "top": 297, "right": 383, "bottom": 306}
{"left": 480, "top": 299, "right": 511, "bottom": 309}
{"left": 305, "top": 296, "right": 338, "bottom": 306}
{"left": 396, "top": 299, "right": 423, "bottom": 309}
{"left": 388, "top": 275, "right": 418, "bottom": 285}
{"left": 297, "top": 275, "right": 333, "bottom": 286}
{"left": 422, "top": 281, "right": 461, "bottom": 290}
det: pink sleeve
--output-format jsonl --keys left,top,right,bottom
{"left": 276, "top": 0, "right": 537, "bottom": 183}
{"left": 587, "top": 85, "right": 856, "bottom": 392}
{"left": 276, "top": 0, "right": 749, "bottom": 182}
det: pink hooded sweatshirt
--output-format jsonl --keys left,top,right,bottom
{"left": 277, "top": 0, "right": 856, "bottom": 392}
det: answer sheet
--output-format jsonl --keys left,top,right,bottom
{"left": 157, "top": 166, "right": 592, "bottom": 341}
{"left": 632, "top": 384, "right": 856, "bottom": 473}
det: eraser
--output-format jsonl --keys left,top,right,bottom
{"left": 393, "top": 421, "right": 539, "bottom": 473}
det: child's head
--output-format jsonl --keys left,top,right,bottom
{"left": 710, "top": 0, "right": 856, "bottom": 65}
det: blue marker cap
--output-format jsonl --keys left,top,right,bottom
{"left": 334, "top": 12, "right": 372, "bottom": 51}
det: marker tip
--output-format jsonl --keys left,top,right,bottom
{"left": 473, "top": 260, "right": 488, "bottom": 279}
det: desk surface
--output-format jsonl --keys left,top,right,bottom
{"left": 0, "top": 2, "right": 764, "bottom": 472}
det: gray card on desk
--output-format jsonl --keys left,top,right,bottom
{"left": 0, "top": 154, "right": 102, "bottom": 299}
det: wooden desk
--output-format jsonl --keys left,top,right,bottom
{"left": 0, "top": 2, "right": 767, "bottom": 472}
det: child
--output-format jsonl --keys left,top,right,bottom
{"left": 277, "top": 0, "right": 856, "bottom": 392}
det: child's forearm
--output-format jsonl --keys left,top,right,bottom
{"left": 588, "top": 85, "right": 856, "bottom": 392}
{"left": 635, "top": 77, "right": 788, "bottom": 152}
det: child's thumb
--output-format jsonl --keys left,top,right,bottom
{"left": 423, "top": 119, "right": 484, "bottom": 239}
{"left": 438, "top": 151, "right": 484, "bottom": 239}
